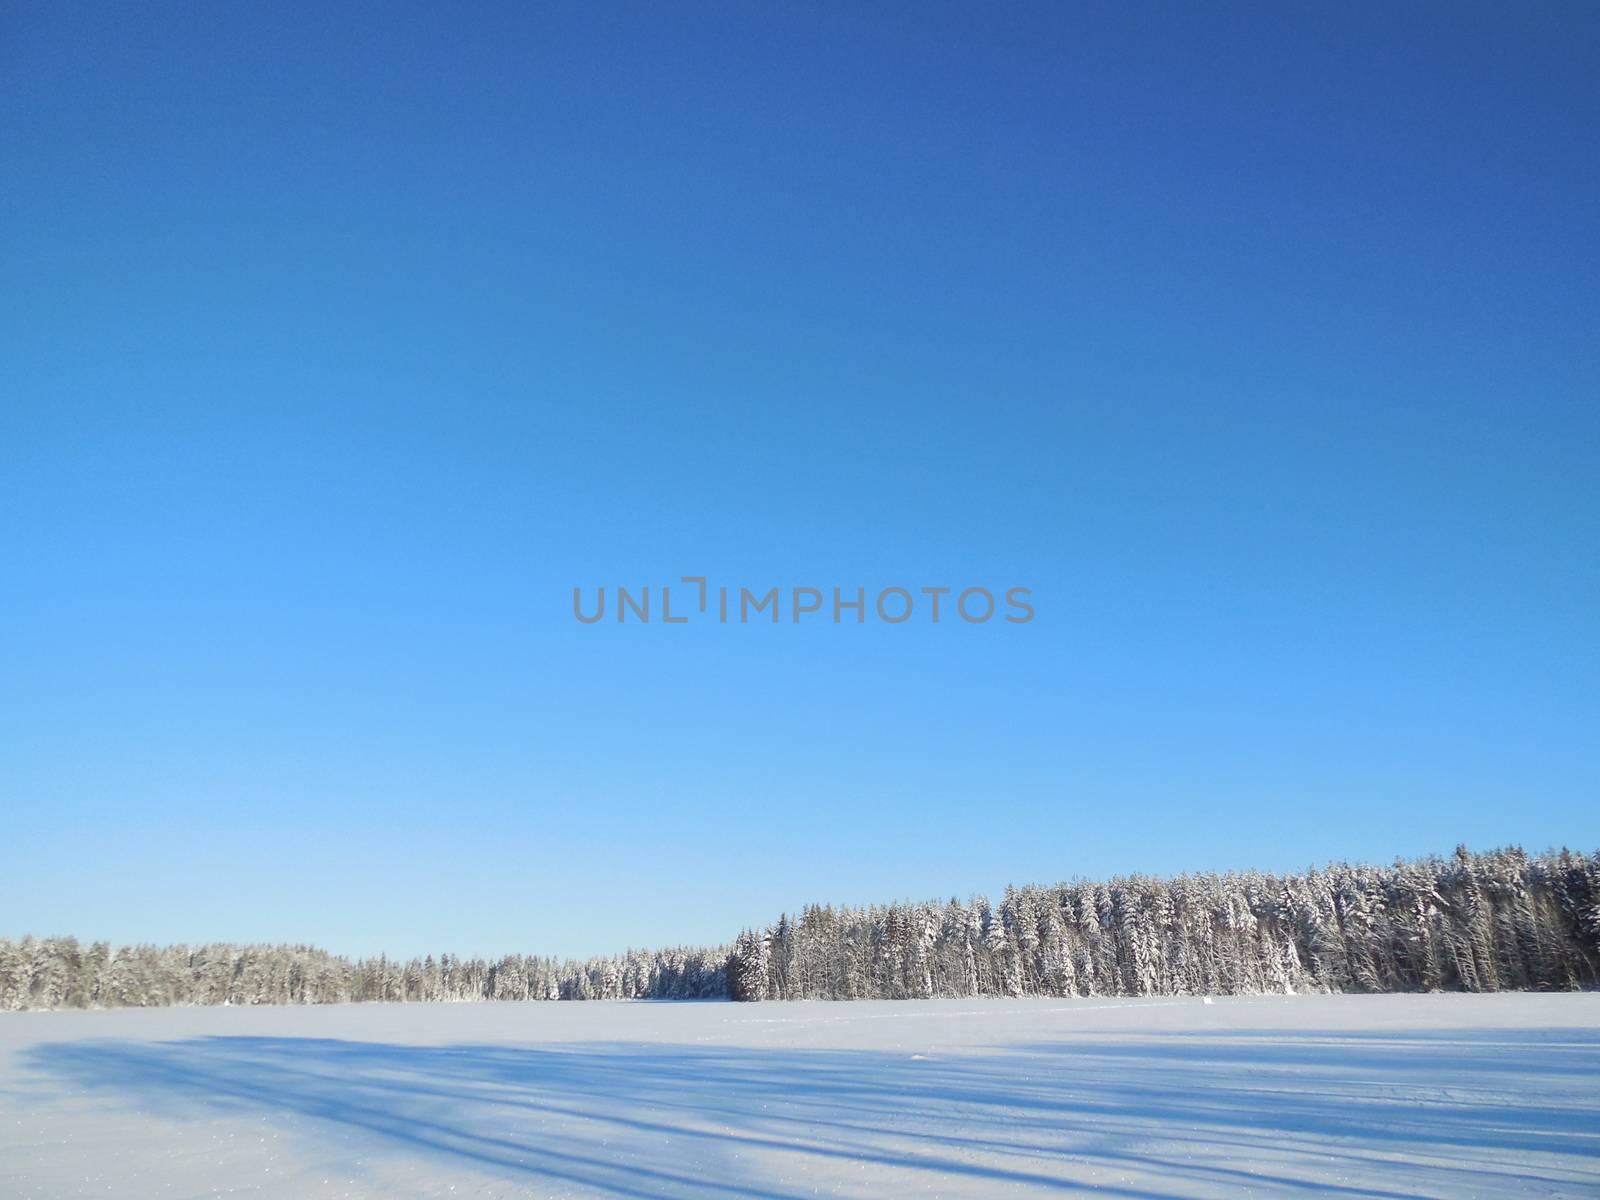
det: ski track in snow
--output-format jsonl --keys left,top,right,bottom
{"left": 2, "top": 993, "right": 1597, "bottom": 1198}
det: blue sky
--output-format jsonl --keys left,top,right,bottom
{"left": 3, "top": 4, "right": 1596, "bottom": 960}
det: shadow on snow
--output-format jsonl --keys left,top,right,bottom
{"left": 23, "top": 1024, "right": 1600, "bottom": 1198}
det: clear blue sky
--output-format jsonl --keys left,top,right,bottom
{"left": 3, "top": 4, "right": 1596, "bottom": 961}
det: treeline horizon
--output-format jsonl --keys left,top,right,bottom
{"left": 3, "top": 844, "right": 1597, "bottom": 1011}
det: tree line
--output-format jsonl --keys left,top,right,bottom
{"left": 728, "top": 845, "right": 1600, "bottom": 1000}
{"left": 0, "top": 941, "right": 727, "bottom": 1010}
{"left": 3, "top": 846, "right": 1596, "bottom": 1010}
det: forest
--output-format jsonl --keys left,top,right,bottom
{"left": 3, "top": 845, "right": 1596, "bottom": 1010}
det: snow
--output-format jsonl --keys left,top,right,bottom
{"left": 2, "top": 993, "right": 1598, "bottom": 1197}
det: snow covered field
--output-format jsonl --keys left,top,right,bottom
{"left": 2, "top": 994, "right": 1597, "bottom": 1198}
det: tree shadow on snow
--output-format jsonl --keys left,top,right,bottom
{"left": 22, "top": 1024, "right": 1600, "bottom": 1198}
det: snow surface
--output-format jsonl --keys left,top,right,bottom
{"left": 2, "top": 993, "right": 1598, "bottom": 1198}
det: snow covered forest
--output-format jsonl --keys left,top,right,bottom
{"left": 4, "top": 846, "right": 1597, "bottom": 1010}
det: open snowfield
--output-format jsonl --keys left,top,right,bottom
{"left": 2, "top": 994, "right": 1597, "bottom": 1199}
